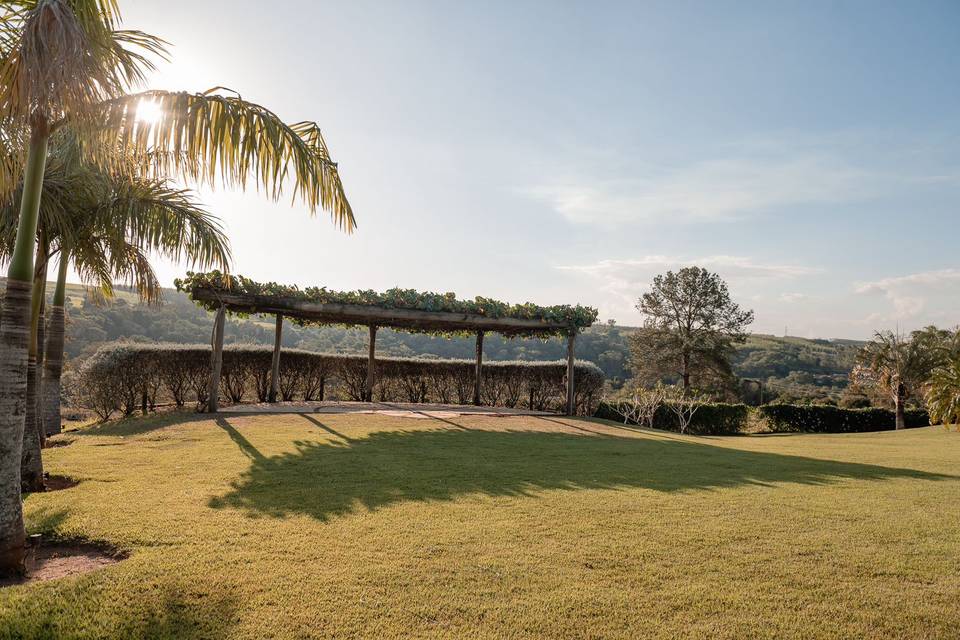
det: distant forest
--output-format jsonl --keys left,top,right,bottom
{"left": 58, "top": 283, "right": 863, "bottom": 403}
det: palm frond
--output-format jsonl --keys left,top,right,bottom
{"left": 76, "top": 88, "right": 355, "bottom": 231}
{"left": 0, "top": 0, "right": 166, "bottom": 122}
{"left": 99, "top": 178, "right": 231, "bottom": 270}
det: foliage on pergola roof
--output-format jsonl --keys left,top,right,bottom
{"left": 176, "top": 271, "right": 598, "bottom": 337}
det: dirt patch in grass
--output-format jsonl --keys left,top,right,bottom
{"left": 44, "top": 474, "right": 79, "bottom": 491}
{"left": 44, "top": 438, "right": 74, "bottom": 448}
{"left": 0, "top": 539, "right": 127, "bottom": 587}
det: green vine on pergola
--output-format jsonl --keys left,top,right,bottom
{"left": 175, "top": 271, "right": 599, "bottom": 338}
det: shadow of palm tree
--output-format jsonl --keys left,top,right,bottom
{"left": 209, "top": 417, "right": 950, "bottom": 522}
{"left": 0, "top": 578, "right": 240, "bottom": 639}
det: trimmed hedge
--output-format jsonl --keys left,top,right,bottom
{"left": 755, "top": 404, "right": 930, "bottom": 433}
{"left": 76, "top": 343, "right": 605, "bottom": 419}
{"left": 594, "top": 401, "right": 750, "bottom": 436}
{"left": 594, "top": 401, "right": 930, "bottom": 435}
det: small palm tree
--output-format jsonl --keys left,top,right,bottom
{"left": 851, "top": 331, "right": 940, "bottom": 430}
{"left": 0, "top": 0, "right": 353, "bottom": 574}
{"left": 1, "top": 130, "right": 232, "bottom": 491}
{"left": 927, "top": 357, "right": 960, "bottom": 430}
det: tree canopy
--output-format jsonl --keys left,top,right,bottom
{"left": 629, "top": 266, "right": 754, "bottom": 392}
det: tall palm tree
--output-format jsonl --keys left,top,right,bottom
{"left": 852, "top": 331, "right": 940, "bottom": 430}
{"left": 1, "top": 129, "right": 232, "bottom": 491}
{"left": 0, "top": 0, "right": 354, "bottom": 576}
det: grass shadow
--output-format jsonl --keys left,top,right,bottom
{"left": 209, "top": 419, "right": 951, "bottom": 522}
{"left": 76, "top": 411, "right": 212, "bottom": 438}
{"left": 0, "top": 578, "right": 240, "bottom": 639}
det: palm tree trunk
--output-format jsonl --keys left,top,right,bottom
{"left": 42, "top": 251, "right": 69, "bottom": 437}
{"left": 0, "top": 124, "right": 49, "bottom": 576}
{"left": 21, "top": 254, "right": 48, "bottom": 493}
{"left": 895, "top": 383, "right": 906, "bottom": 430}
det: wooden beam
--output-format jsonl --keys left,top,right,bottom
{"left": 190, "top": 288, "right": 570, "bottom": 333}
{"left": 365, "top": 325, "right": 377, "bottom": 402}
{"left": 473, "top": 330, "right": 484, "bottom": 406}
{"left": 565, "top": 332, "right": 576, "bottom": 416}
{"left": 207, "top": 305, "right": 226, "bottom": 413}
{"left": 268, "top": 313, "right": 283, "bottom": 402}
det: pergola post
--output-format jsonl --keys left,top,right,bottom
{"left": 473, "top": 330, "right": 484, "bottom": 406}
{"left": 268, "top": 313, "right": 283, "bottom": 403}
{"left": 565, "top": 331, "right": 576, "bottom": 416}
{"left": 365, "top": 324, "right": 377, "bottom": 402}
{"left": 207, "top": 305, "right": 226, "bottom": 413}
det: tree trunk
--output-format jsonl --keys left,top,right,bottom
{"left": 365, "top": 325, "right": 377, "bottom": 402}
{"left": 41, "top": 250, "right": 69, "bottom": 437}
{"left": 566, "top": 332, "right": 576, "bottom": 415}
{"left": 0, "top": 124, "right": 49, "bottom": 576}
{"left": 21, "top": 254, "right": 47, "bottom": 492}
{"left": 681, "top": 353, "right": 691, "bottom": 390}
{"left": 35, "top": 271, "right": 46, "bottom": 435}
{"left": 895, "top": 383, "right": 906, "bottom": 430}
{"left": 269, "top": 314, "right": 282, "bottom": 403}
{"left": 207, "top": 306, "right": 226, "bottom": 413}
{"left": 473, "top": 331, "right": 484, "bottom": 406}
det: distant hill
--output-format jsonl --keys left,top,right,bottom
{"left": 46, "top": 282, "right": 862, "bottom": 401}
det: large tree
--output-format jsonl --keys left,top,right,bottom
{"left": 0, "top": 0, "right": 353, "bottom": 577}
{"left": 851, "top": 330, "right": 941, "bottom": 430}
{"left": 629, "top": 266, "right": 753, "bottom": 392}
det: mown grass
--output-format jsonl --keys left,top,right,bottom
{"left": 1, "top": 413, "right": 958, "bottom": 639}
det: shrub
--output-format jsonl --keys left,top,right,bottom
{"left": 754, "top": 404, "right": 929, "bottom": 433}
{"left": 594, "top": 401, "right": 750, "bottom": 435}
{"left": 75, "top": 343, "right": 605, "bottom": 418}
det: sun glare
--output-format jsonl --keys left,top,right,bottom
{"left": 135, "top": 99, "right": 163, "bottom": 125}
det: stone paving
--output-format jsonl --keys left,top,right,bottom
{"left": 219, "top": 400, "right": 555, "bottom": 420}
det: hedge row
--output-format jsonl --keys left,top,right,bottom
{"left": 594, "top": 401, "right": 749, "bottom": 435}
{"left": 76, "top": 343, "right": 605, "bottom": 419}
{"left": 594, "top": 401, "right": 930, "bottom": 434}
{"left": 754, "top": 404, "right": 929, "bottom": 433}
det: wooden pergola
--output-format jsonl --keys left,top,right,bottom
{"left": 193, "top": 287, "right": 586, "bottom": 415}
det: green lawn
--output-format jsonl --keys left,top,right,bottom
{"left": 1, "top": 413, "right": 958, "bottom": 638}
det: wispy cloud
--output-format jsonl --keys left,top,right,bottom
{"left": 560, "top": 255, "right": 820, "bottom": 279}
{"left": 557, "top": 255, "right": 819, "bottom": 320}
{"left": 526, "top": 155, "right": 876, "bottom": 225}
{"left": 855, "top": 269, "right": 960, "bottom": 321}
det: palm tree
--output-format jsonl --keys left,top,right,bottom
{"left": 0, "top": 0, "right": 354, "bottom": 575}
{"left": 1, "top": 129, "right": 232, "bottom": 491}
{"left": 927, "top": 356, "right": 960, "bottom": 430}
{"left": 851, "top": 331, "right": 940, "bottom": 430}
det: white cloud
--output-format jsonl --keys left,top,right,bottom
{"left": 556, "top": 255, "right": 819, "bottom": 322}
{"left": 526, "top": 155, "right": 875, "bottom": 225}
{"left": 779, "top": 292, "right": 809, "bottom": 303}
{"left": 855, "top": 269, "right": 960, "bottom": 322}
{"left": 560, "top": 255, "right": 819, "bottom": 280}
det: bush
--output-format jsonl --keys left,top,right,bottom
{"left": 594, "top": 401, "right": 750, "bottom": 435}
{"left": 76, "top": 343, "right": 605, "bottom": 418}
{"left": 594, "top": 401, "right": 930, "bottom": 435}
{"left": 754, "top": 404, "right": 929, "bottom": 433}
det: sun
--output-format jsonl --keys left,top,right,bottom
{"left": 135, "top": 98, "right": 163, "bottom": 125}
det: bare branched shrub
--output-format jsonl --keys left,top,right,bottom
{"left": 74, "top": 343, "right": 606, "bottom": 417}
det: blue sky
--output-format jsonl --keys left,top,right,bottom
{"left": 121, "top": 0, "right": 959, "bottom": 338}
